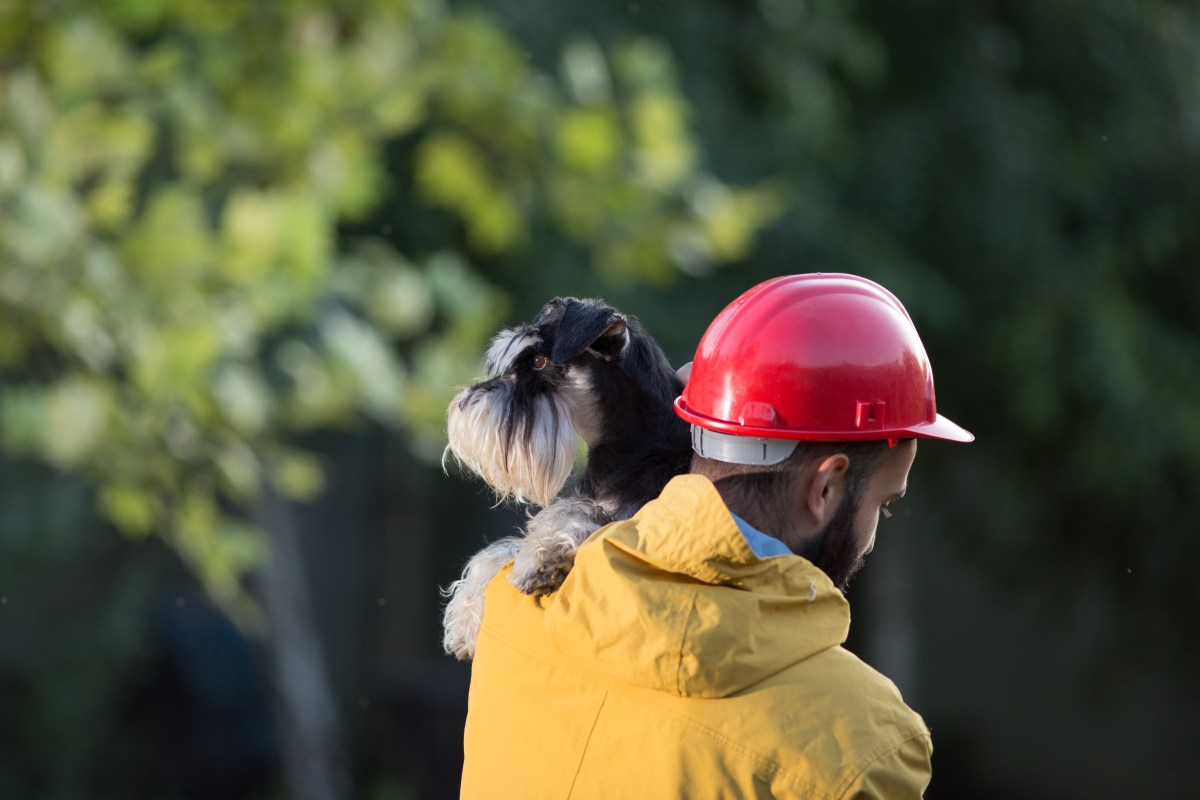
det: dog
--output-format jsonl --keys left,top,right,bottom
{"left": 441, "top": 297, "right": 692, "bottom": 660}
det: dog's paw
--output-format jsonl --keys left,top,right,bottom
{"left": 441, "top": 536, "right": 522, "bottom": 660}
{"left": 511, "top": 498, "right": 608, "bottom": 596}
{"left": 509, "top": 544, "right": 575, "bottom": 596}
{"left": 442, "top": 581, "right": 485, "bottom": 660}
{"left": 442, "top": 609, "right": 481, "bottom": 661}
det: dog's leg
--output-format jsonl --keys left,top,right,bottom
{"left": 510, "top": 497, "right": 612, "bottom": 596}
{"left": 441, "top": 536, "right": 521, "bottom": 660}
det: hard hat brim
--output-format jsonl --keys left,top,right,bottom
{"left": 898, "top": 413, "right": 975, "bottom": 443}
{"left": 675, "top": 397, "right": 975, "bottom": 444}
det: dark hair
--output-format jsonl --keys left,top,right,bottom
{"left": 691, "top": 440, "right": 895, "bottom": 543}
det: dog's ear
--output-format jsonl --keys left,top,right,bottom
{"left": 551, "top": 300, "right": 628, "bottom": 363}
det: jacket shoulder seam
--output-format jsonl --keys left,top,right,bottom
{"left": 832, "top": 728, "right": 932, "bottom": 800}
{"left": 609, "top": 687, "right": 836, "bottom": 799}
{"left": 479, "top": 624, "right": 833, "bottom": 797}
{"left": 564, "top": 691, "right": 609, "bottom": 800}
{"left": 673, "top": 590, "right": 699, "bottom": 696}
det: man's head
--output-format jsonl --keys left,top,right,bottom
{"left": 692, "top": 440, "right": 916, "bottom": 591}
{"left": 674, "top": 273, "right": 972, "bottom": 590}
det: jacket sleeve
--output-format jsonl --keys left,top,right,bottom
{"left": 837, "top": 732, "right": 933, "bottom": 800}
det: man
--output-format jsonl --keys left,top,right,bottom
{"left": 460, "top": 274, "right": 973, "bottom": 798}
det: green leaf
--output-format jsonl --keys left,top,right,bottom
{"left": 415, "top": 132, "right": 523, "bottom": 253}
{"left": 41, "top": 16, "right": 132, "bottom": 96}
{"left": 338, "top": 243, "right": 436, "bottom": 339}
{"left": 213, "top": 439, "right": 261, "bottom": 502}
{"left": 276, "top": 340, "right": 344, "bottom": 428}
{"left": 310, "top": 131, "right": 384, "bottom": 219}
{"left": 44, "top": 378, "right": 111, "bottom": 467}
{"left": 692, "top": 182, "right": 786, "bottom": 262}
{"left": 129, "top": 321, "right": 222, "bottom": 402}
{"left": 221, "top": 189, "right": 289, "bottom": 283}
{"left": 85, "top": 176, "right": 136, "bottom": 229}
{"left": 269, "top": 451, "right": 325, "bottom": 502}
{"left": 556, "top": 107, "right": 621, "bottom": 174}
{"left": 562, "top": 38, "right": 613, "bottom": 105}
{"left": 7, "top": 187, "right": 87, "bottom": 267}
{"left": 98, "top": 482, "right": 158, "bottom": 538}
{"left": 175, "top": 491, "right": 269, "bottom": 610}
{"left": 44, "top": 103, "right": 155, "bottom": 187}
{"left": 321, "top": 310, "right": 407, "bottom": 423}
{"left": 213, "top": 364, "right": 271, "bottom": 434}
{"left": 631, "top": 92, "right": 695, "bottom": 189}
{"left": 0, "top": 317, "right": 30, "bottom": 366}
{"left": 121, "top": 187, "right": 211, "bottom": 280}
{"left": 3, "top": 70, "right": 53, "bottom": 143}
{"left": 0, "top": 137, "right": 27, "bottom": 195}
{"left": 220, "top": 189, "right": 330, "bottom": 321}
{"left": 368, "top": 266, "right": 435, "bottom": 338}
{"left": 422, "top": 252, "right": 507, "bottom": 340}
{"left": 613, "top": 38, "right": 676, "bottom": 88}
{"left": 60, "top": 296, "right": 118, "bottom": 370}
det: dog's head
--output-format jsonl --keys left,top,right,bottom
{"left": 445, "top": 297, "right": 683, "bottom": 507}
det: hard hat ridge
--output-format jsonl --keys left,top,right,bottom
{"left": 675, "top": 273, "right": 973, "bottom": 464}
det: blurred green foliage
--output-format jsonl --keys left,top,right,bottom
{"left": 0, "top": 0, "right": 776, "bottom": 622}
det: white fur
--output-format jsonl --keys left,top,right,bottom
{"left": 440, "top": 303, "right": 639, "bottom": 661}
{"left": 445, "top": 386, "right": 579, "bottom": 508}
{"left": 509, "top": 497, "right": 607, "bottom": 595}
{"left": 562, "top": 367, "right": 603, "bottom": 444}
{"left": 484, "top": 327, "right": 538, "bottom": 376}
{"left": 441, "top": 498, "right": 608, "bottom": 660}
{"left": 441, "top": 536, "right": 522, "bottom": 660}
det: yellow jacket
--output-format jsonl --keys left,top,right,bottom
{"left": 462, "top": 475, "right": 932, "bottom": 799}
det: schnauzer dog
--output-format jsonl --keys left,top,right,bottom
{"left": 441, "top": 297, "right": 691, "bottom": 660}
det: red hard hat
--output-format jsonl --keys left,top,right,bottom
{"left": 675, "top": 274, "right": 973, "bottom": 459}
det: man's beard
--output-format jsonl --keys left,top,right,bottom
{"left": 798, "top": 486, "right": 866, "bottom": 593}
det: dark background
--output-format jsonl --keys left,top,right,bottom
{"left": 2, "top": 1, "right": 1197, "bottom": 798}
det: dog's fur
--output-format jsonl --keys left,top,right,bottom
{"left": 441, "top": 297, "right": 691, "bottom": 660}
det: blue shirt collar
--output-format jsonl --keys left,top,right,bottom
{"left": 730, "top": 512, "right": 792, "bottom": 558}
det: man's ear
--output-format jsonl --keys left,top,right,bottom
{"left": 806, "top": 454, "right": 849, "bottom": 525}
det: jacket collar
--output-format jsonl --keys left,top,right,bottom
{"left": 545, "top": 475, "right": 851, "bottom": 697}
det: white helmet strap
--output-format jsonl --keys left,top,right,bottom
{"left": 690, "top": 425, "right": 799, "bottom": 466}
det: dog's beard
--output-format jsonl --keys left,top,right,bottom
{"left": 441, "top": 300, "right": 691, "bottom": 659}
{"left": 445, "top": 382, "right": 578, "bottom": 508}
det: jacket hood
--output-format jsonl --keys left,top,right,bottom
{"left": 544, "top": 475, "right": 850, "bottom": 698}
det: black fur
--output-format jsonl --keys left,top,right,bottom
{"left": 456, "top": 295, "right": 692, "bottom": 578}
{"left": 442, "top": 296, "right": 695, "bottom": 657}
{"left": 541, "top": 297, "right": 689, "bottom": 514}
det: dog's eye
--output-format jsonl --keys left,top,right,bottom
{"left": 532, "top": 354, "right": 548, "bottom": 370}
